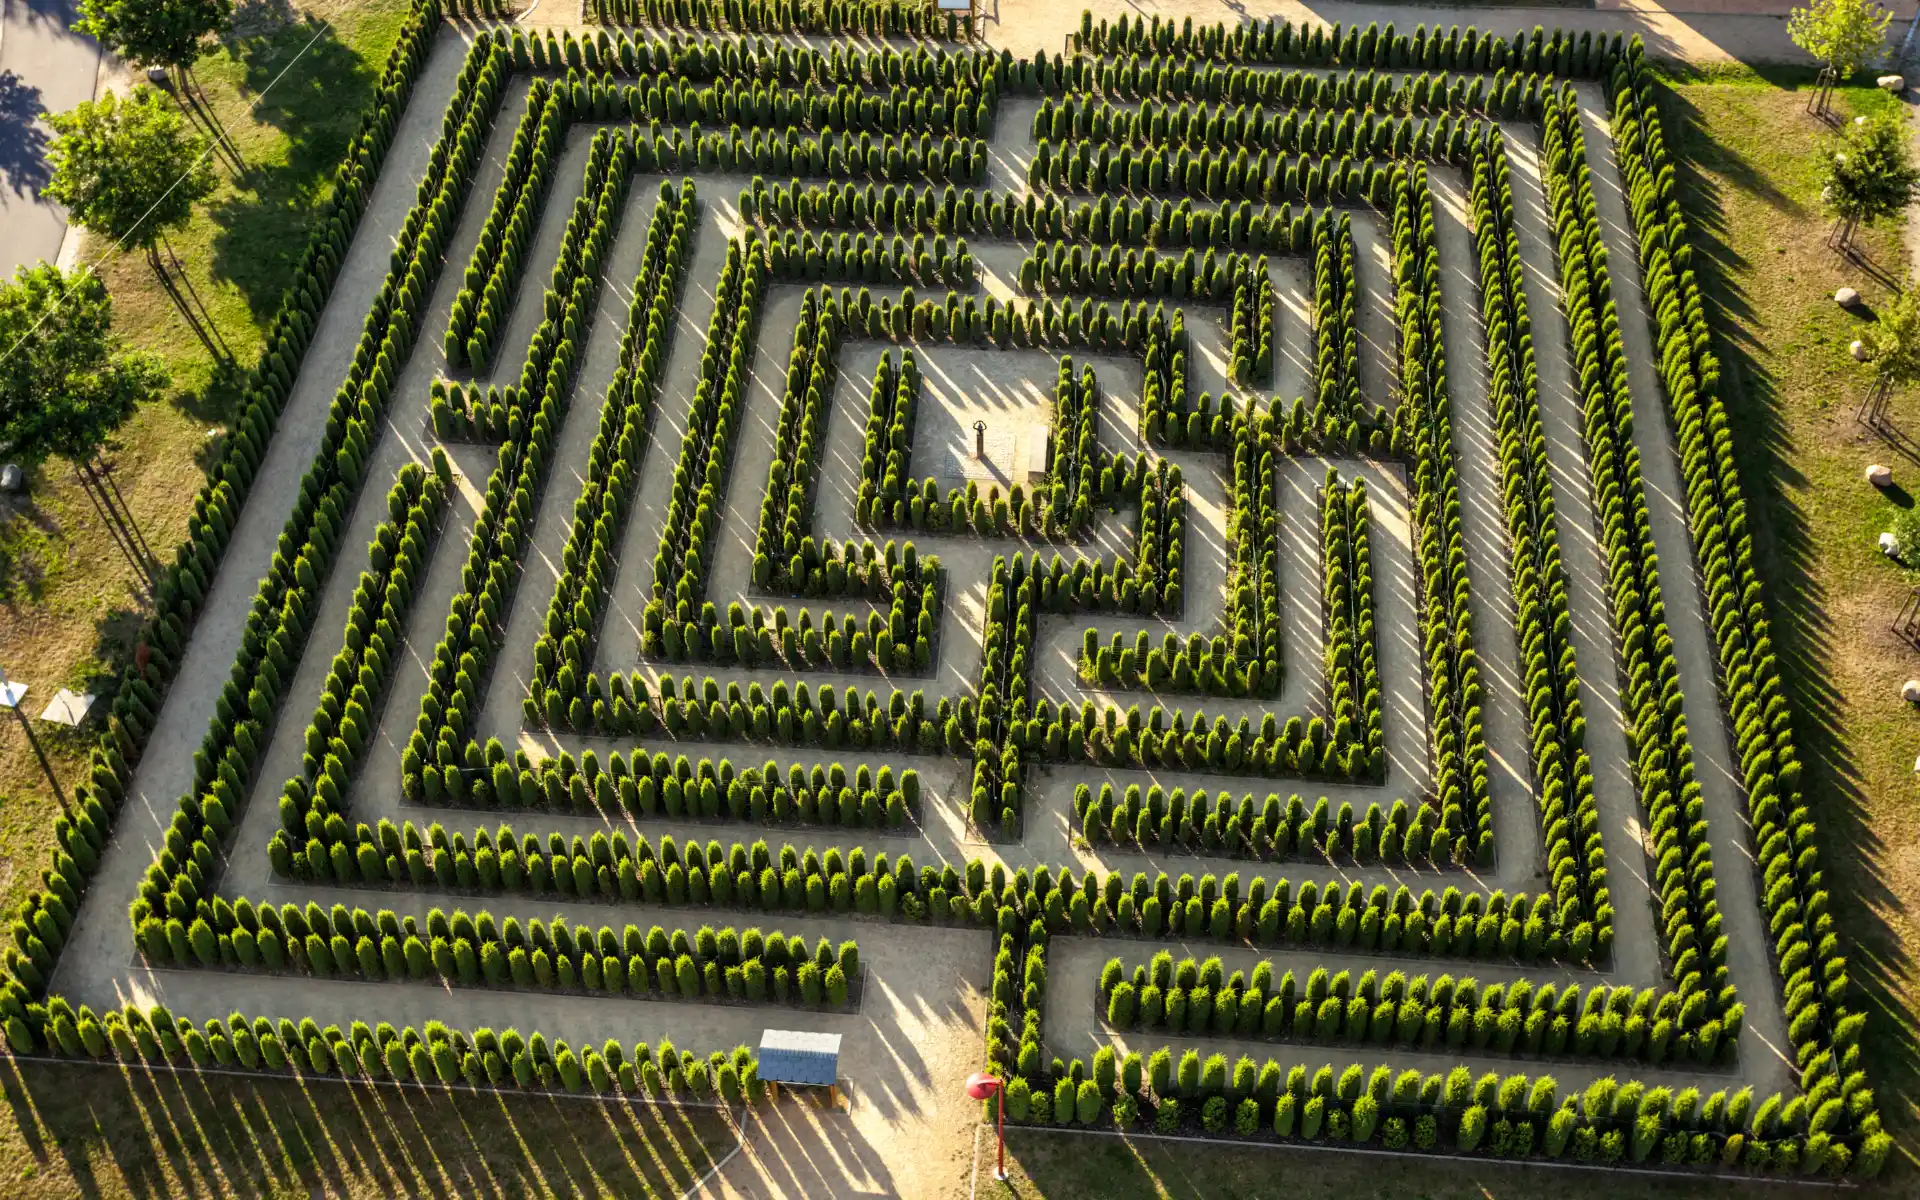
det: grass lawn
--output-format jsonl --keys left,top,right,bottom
{"left": 0, "top": 0, "right": 411, "bottom": 935}
{"left": 0, "top": 1058, "right": 737, "bottom": 1197}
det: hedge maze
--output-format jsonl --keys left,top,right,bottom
{"left": 5, "top": 0, "right": 1890, "bottom": 1185}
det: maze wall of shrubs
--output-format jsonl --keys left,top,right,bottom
{"left": 3, "top": 0, "right": 1889, "bottom": 1179}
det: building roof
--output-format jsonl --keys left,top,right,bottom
{"left": 757, "top": 1029, "right": 842, "bottom": 1086}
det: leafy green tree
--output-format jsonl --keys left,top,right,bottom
{"left": 1862, "top": 286, "right": 1920, "bottom": 423}
{"left": 44, "top": 87, "right": 216, "bottom": 269}
{"left": 1820, "top": 115, "right": 1920, "bottom": 250}
{"left": 77, "top": 0, "right": 233, "bottom": 74}
{"left": 1789, "top": 0, "right": 1893, "bottom": 112}
{"left": 0, "top": 264, "right": 168, "bottom": 584}
{"left": 0, "top": 265, "right": 165, "bottom": 467}
{"left": 43, "top": 86, "right": 226, "bottom": 359}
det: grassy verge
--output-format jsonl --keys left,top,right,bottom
{"left": 0, "top": 0, "right": 409, "bottom": 921}
{"left": 1661, "top": 71, "right": 1920, "bottom": 1158}
{"left": 0, "top": 1058, "right": 737, "bottom": 1197}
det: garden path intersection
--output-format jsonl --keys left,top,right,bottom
{"left": 2, "top": 3, "right": 1884, "bottom": 1194}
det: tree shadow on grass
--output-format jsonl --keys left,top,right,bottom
{"left": 0, "top": 1056, "right": 734, "bottom": 1199}
{"left": 0, "top": 484, "right": 62, "bottom": 606}
{"left": 170, "top": 352, "right": 255, "bottom": 428}
{"left": 0, "top": 71, "right": 50, "bottom": 200}
{"left": 1661, "top": 79, "right": 1920, "bottom": 1121}
{"left": 205, "top": 13, "right": 375, "bottom": 326}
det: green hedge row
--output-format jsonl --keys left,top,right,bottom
{"left": 143, "top": 876, "right": 858, "bottom": 1009}
{"left": 624, "top": 72, "right": 994, "bottom": 138}
{"left": 655, "top": 125, "right": 987, "bottom": 183}
{"left": 596, "top": 0, "right": 964, "bottom": 40}
{"left": 1053, "top": 685, "right": 1394, "bottom": 786}
{"left": 497, "top": 23, "right": 1000, "bottom": 118}
{"left": 1313, "top": 211, "right": 1366, "bottom": 425}
{"left": 366, "top": 738, "right": 919, "bottom": 828}
{"left": 969, "top": 555, "right": 1034, "bottom": 838}
{"left": 291, "top": 824, "right": 973, "bottom": 920}
{"left": 1035, "top": 81, "right": 1547, "bottom": 162}
{"left": 1136, "top": 303, "right": 1191, "bottom": 447}
{"left": 1466, "top": 128, "right": 1611, "bottom": 955}
{"left": 758, "top": 293, "right": 857, "bottom": 596}
{"left": 1020, "top": 240, "right": 1262, "bottom": 313}
{"left": 750, "top": 180, "right": 1358, "bottom": 273}
{"left": 401, "top": 124, "right": 635, "bottom": 805}
{"left": 766, "top": 228, "right": 975, "bottom": 287}
{"left": 1321, "top": 471, "right": 1386, "bottom": 776}
{"left": 1223, "top": 406, "right": 1284, "bottom": 696}
{"left": 1541, "top": 87, "right": 1727, "bottom": 1025}
{"left": 1611, "top": 52, "right": 1882, "bottom": 1162}
{"left": 129, "top": 30, "right": 511, "bottom": 949}
{"left": 1229, "top": 250, "right": 1275, "bottom": 385}
{"left": 1390, "top": 163, "right": 1493, "bottom": 867}
{"left": 643, "top": 237, "right": 764, "bottom": 659}
{"left": 446, "top": 77, "right": 566, "bottom": 370}
{"left": 23, "top": 997, "right": 760, "bottom": 1106}
{"left": 1076, "top": 780, "right": 1449, "bottom": 866}
{"left": 1003, "top": 1044, "right": 1860, "bottom": 1174}
{"left": 1099, "top": 953, "right": 1732, "bottom": 1065}
{"left": 1048, "top": 359, "right": 1104, "bottom": 539}
{"left": 266, "top": 459, "right": 450, "bottom": 888}
{"left": 1031, "top": 139, "right": 1416, "bottom": 206}
{"left": 535, "top": 667, "right": 955, "bottom": 760}
{"left": 985, "top": 924, "right": 1048, "bottom": 1082}
{"left": 429, "top": 378, "right": 527, "bottom": 443}
{"left": 1139, "top": 423, "right": 1187, "bottom": 585}
{"left": 857, "top": 347, "right": 922, "bottom": 526}
{"left": 527, "top": 182, "right": 699, "bottom": 731}
{"left": 1080, "top": 13, "right": 1624, "bottom": 81}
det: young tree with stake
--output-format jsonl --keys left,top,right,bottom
{"left": 1818, "top": 114, "right": 1920, "bottom": 253}
{"left": 1788, "top": 0, "right": 1892, "bottom": 115}
{"left": 1862, "top": 286, "right": 1920, "bottom": 416}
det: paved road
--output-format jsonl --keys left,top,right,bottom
{"left": 0, "top": 0, "right": 101, "bottom": 282}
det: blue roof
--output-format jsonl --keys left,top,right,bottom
{"left": 758, "top": 1029, "right": 841, "bottom": 1086}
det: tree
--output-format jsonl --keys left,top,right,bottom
{"left": 0, "top": 264, "right": 169, "bottom": 585}
{"left": 1861, "top": 286, "right": 1920, "bottom": 421}
{"left": 1788, "top": 0, "right": 1892, "bottom": 113}
{"left": 43, "top": 87, "right": 224, "bottom": 356}
{"left": 44, "top": 86, "right": 214, "bottom": 256}
{"left": 1818, "top": 115, "right": 1920, "bottom": 251}
{"left": 76, "top": 0, "right": 232, "bottom": 74}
